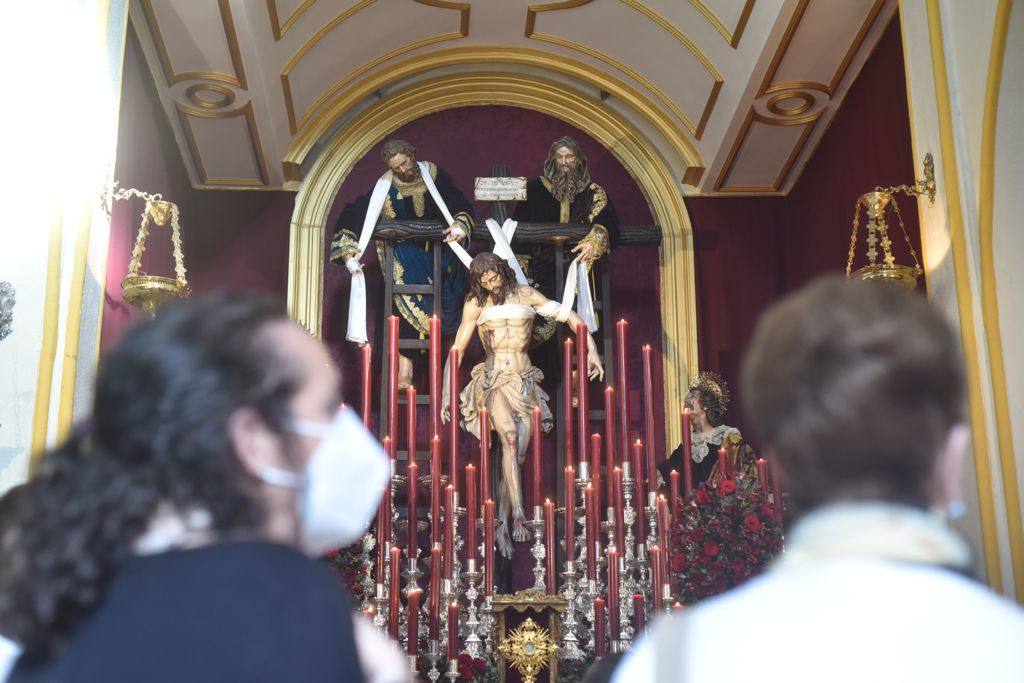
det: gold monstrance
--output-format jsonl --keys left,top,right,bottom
{"left": 110, "top": 186, "right": 191, "bottom": 315}
{"left": 845, "top": 153, "right": 936, "bottom": 288}
{"left": 497, "top": 618, "right": 558, "bottom": 683}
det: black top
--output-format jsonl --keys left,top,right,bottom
{"left": 11, "top": 541, "right": 364, "bottom": 683}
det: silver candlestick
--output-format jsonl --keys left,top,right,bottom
{"left": 461, "top": 559, "right": 483, "bottom": 658}
{"left": 373, "top": 582, "right": 387, "bottom": 630}
{"left": 560, "top": 560, "right": 584, "bottom": 660}
{"left": 425, "top": 639, "right": 442, "bottom": 682}
{"left": 359, "top": 532, "right": 376, "bottom": 611}
{"left": 445, "top": 658, "right": 460, "bottom": 682}
{"left": 528, "top": 505, "right": 547, "bottom": 592}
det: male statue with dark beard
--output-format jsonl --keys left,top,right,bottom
{"left": 331, "top": 140, "right": 475, "bottom": 383}
{"left": 443, "top": 252, "right": 604, "bottom": 559}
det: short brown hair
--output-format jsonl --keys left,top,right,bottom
{"left": 741, "top": 276, "right": 964, "bottom": 513}
{"left": 381, "top": 139, "right": 416, "bottom": 163}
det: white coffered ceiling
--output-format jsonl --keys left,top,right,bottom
{"left": 129, "top": 0, "right": 896, "bottom": 195}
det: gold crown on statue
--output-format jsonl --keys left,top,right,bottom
{"left": 689, "top": 371, "right": 730, "bottom": 410}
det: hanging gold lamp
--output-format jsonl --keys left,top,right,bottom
{"left": 109, "top": 185, "right": 191, "bottom": 315}
{"left": 845, "top": 153, "right": 936, "bottom": 288}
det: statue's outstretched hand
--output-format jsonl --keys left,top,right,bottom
{"left": 588, "top": 350, "right": 604, "bottom": 382}
{"left": 442, "top": 225, "right": 467, "bottom": 243}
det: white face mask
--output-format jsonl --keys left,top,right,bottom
{"left": 256, "top": 406, "right": 391, "bottom": 556}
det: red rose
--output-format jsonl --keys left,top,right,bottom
{"left": 670, "top": 553, "right": 685, "bottom": 573}
{"left": 703, "top": 541, "right": 720, "bottom": 557}
{"left": 744, "top": 514, "right": 763, "bottom": 532}
{"left": 719, "top": 480, "right": 736, "bottom": 495}
{"left": 695, "top": 490, "right": 711, "bottom": 505}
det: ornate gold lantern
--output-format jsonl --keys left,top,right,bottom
{"left": 110, "top": 186, "right": 191, "bottom": 315}
{"left": 846, "top": 153, "right": 936, "bottom": 288}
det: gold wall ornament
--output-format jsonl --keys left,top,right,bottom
{"left": 108, "top": 185, "right": 191, "bottom": 315}
{"left": 845, "top": 154, "right": 935, "bottom": 288}
{"left": 496, "top": 617, "right": 558, "bottom": 683}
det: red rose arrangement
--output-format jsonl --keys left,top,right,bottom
{"left": 670, "top": 474, "right": 783, "bottom": 604}
{"left": 456, "top": 653, "right": 489, "bottom": 681}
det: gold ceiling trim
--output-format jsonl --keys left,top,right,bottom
{"left": 139, "top": 0, "right": 248, "bottom": 89}
{"left": 282, "top": 45, "right": 703, "bottom": 177}
{"left": 524, "top": 0, "right": 594, "bottom": 37}
{"left": 267, "top": 0, "right": 318, "bottom": 42}
{"left": 185, "top": 83, "right": 237, "bottom": 110}
{"left": 712, "top": 108, "right": 822, "bottom": 193}
{"left": 765, "top": 91, "right": 814, "bottom": 117}
{"left": 688, "top": 0, "right": 755, "bottom": 48}
{"left": 758, "top": 0, "right": 887, "bottom": 97}
{"left": 525, "top": 0, "right": 723, "bottom": 140}
{"left": 174, "top": 101, "right": 270, "bottom": 187}
{"left": 281, "top": 0, "right": 470, "bottom": 134}
{"left": 287, "top": 70, "right": 699, "bottom": 452}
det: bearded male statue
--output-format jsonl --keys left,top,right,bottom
{"left": 443, "top": 252, "right": 603, "bottom": 559}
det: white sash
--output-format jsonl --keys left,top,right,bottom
{"left": 418, "top": 161, "right": 473, "bottom": 268}
{"left": 485, "top": 217, "right": 596, "bottom": 332}
{"left": 346, "top": 172, "right": 394, "bottom": 344}
{"left": 345, "top": 162, "right": 472, "bottom": 344}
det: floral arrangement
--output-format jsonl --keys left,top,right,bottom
{"left": 325, "top": 528, "right": 374, "bottom": 607}
{"left": 670, "top": 474, "right": 784, "bottom": 604}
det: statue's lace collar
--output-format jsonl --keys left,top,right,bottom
{"left": 690, "top": 424, "right": 740, "bottom": 463}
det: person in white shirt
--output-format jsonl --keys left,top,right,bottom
{"left": 614, "top": 275, "right": 1024, "bottom": 683}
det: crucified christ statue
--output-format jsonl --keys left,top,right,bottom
{"left": 443, "top": 252, "right": 603, "bottom": 559}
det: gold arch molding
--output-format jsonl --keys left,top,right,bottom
{"left": 280, "top": 0, "right": 470, "bottom": 134}
{"left": 139, "top": 0, "right": 247, "bottom": 89}
{"left": 713, "top": 107, "right": 822, "bottom": 193}
{"left": 688, "top": 0, "right": 756, "bottom": 48}
{"left": 286, "top": 71, "right": 699, "bottom": 453}
{"left": 525, "top": 0, "right": 723, "bottom": 140}
{"left": 765, "top": 91, "right": 815, "bottom": 117}
{"left": 267, "top": 0, "right": 318, "bottom": 41}
{"left": 282, "top": 45, "right": 705, "bottom": 186}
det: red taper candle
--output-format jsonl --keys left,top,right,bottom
{"left": 650, "top": 545, "right": 664, "bottom": 612}
{"left": 632, "top": 593, "right": 646, "bottom": 636}
{"left": 615, "top": 320, "right": 630, "bottom": 463}
{"left": 483, "top": 499, "right": 495, "bottom": 595}
{"left": 613, "top": 466, "right": 625, "bottom": 553}
{"left": 388, "top": 546, "right": 401, "bottom": 639}
{"left": 593, "top": 597, "right": 607, "bottom": 656}
{"left": 717, "top": 445, "right": 729, "bottom": 481}
{"left": 430, "top": 436, "right": 442, "bottom": 545}
{"left": 429, "top": 544, "right": 441, "bottom": 640}
{"left": 562, "top": 338, "right": 575, "bottom": 469}
{"left": 564, "top": 465, "right": 575, "bottom": 563}
{"left": 443, "top": 484, "right": 455, "bottom": 578}
{"left": 406, "top": 386, "right": 417, "bottom": 465}
{"left": 429, "top": 316, "right": 441, "bottom": 439}
{"left": 407, "top": 461, "right": 419, "bottom": 555}
{"left": 447, "top": 602, "right": 459, "bottom": 659}
{"left": 669, "top": 470, "right": 680, "bottom": 525}
{"left": 361, "top": 344, "right": 372, "bottom": 428}
{"left": 447, "top": 348, "right": 460, "bottom": 489}
{"left": 465, "top": 463, "right": 478, "bottom": 560}
{"left": 590, "top": 433, "right": 603, "bottom": 513}
{"left": 575, "top": 323, "right": 590, "bottom": 472}
{"left": 375, "top": 485, "right": 386, "bottom": 584}
{"left": 642, "top": 345, "right": 657, "bottom": 494}
{"left": 607, "top": 549, "right": 621, "bottom": 642}
{"left": 531, "top": 407, "right": 543, "bottom": 508}
{"left": 479, "top": 408, "right": 492, "bottom": 503}
{"left": 544, "top": 498, "right": 556, "bottom": 595}
{"left": 681, "top": 409, "right": 694, "bottom": 496}
{"left": 584, "top": 484, "right": 597, "bottom": 581}
{"left": 383, "top": 437, "right": 393, "bottom": 542}
{"left": 757, "top": 458, "right": 769, "bottom": 502}
{"left": 387, "top": 316, "right": 399, "bottom": 456}
{"left": 657, "top": 496, "right": 671, "bottom": 584}
{"left": 406, "top": 588, "right": 421, "bottom": 655}
{"left": 604, "top": 387, "right": 617, "bottom": 507}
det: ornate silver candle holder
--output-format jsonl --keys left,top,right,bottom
{"left": 559, "top": 560, "right": 584, "bottom": 660}
{"left": 425, "top": 639, "right": 442, "bottom": 682}
{"left": 461, "top": 559, "right": 483, "bottom": 658}
{"left": 528, "top": 505, "right": 547, "bottom": 593}
{"left": 359, "top": 532, "right": 376, "bottom": 611}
